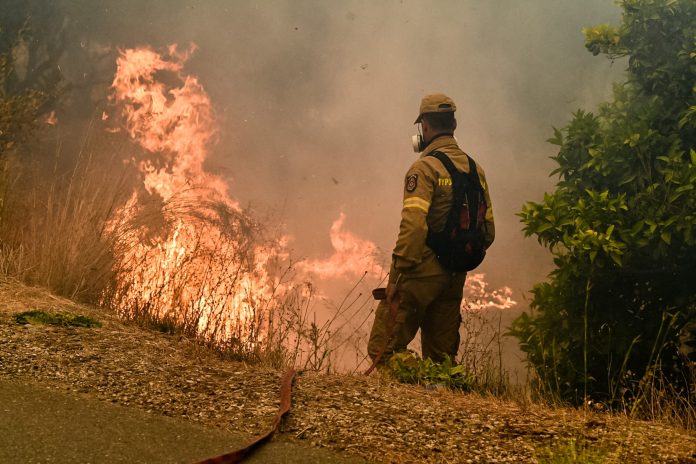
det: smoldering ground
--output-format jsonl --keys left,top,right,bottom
{"left": 3, "top": 1, "right": 624, "bottom": 369}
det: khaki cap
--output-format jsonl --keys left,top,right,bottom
{"left": 414, "top": 93, "right": 456, "bottom": 124}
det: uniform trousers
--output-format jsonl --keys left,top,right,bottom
{"left": 367, "top": 256, "right": 466, "bottom": 363}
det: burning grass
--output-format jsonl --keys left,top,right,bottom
{"left": 0, "top": 124, "right": 376, "bottom": 374}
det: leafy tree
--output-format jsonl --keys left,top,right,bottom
{"left": 510, "top": 0, "right": 696, "bottom": 406}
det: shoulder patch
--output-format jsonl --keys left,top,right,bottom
{"left": 405, "top": 174, "right": 418, "bottom": 192}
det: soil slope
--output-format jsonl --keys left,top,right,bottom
{"left": 1, "top": 278, "right": 694, "bottom": 463}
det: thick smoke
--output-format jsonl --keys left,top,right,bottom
{"left": 5, "top": 0, "right": 622, "bottom": 302}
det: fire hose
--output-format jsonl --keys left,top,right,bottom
{"left": 194, "top": 369, "right": 296, "bottom": 464}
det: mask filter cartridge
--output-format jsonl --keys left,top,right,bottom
{"left": 412, "top": 134, "right": 425, "bottom": 153}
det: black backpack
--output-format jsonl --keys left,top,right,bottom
{"left": 425, "top": 151, "right": 488, "bottom": 272}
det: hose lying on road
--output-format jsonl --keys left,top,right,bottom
{"left": 194, "top": 369, "right": 296, "bottom": 464}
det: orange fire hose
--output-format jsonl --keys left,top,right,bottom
{"left": 194, "top": 369, "right": 296, "bottom": 464}
{"left": 195, "top": 277, "right": 399, "bottom": 461}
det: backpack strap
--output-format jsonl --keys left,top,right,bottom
{"left": 427, "top": 150, "right": 483, "bottom": 231}
{"left": 465, "top": 155, "right": 480, "bottom": 187}
{"left": 427, "top": 150, "right": 480, "bottom": 184}
{"left": 428, "top": 150, "right": 458, "bottom": 180}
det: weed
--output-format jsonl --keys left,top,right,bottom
{"left": 386, "top": 351, "right": 474, "bottom": 390}
{"left": 14, "top": 309, "right": 101, "bottom": 328}
{"left": 458, "top": 303, "right": 511, "bottom": 395}
{"left": 535, "top": 437, "right": 613, "bottom": 464}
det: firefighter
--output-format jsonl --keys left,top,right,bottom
{"left": 367, "top": 93, "right": 495, "bottom": 364}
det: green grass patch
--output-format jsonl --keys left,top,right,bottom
{"left": 14, "top": 309, "right": 101, "bottom": 328}
{"left": 387, "top": 351, "right": 474, "bottom": 390}
{"left": 536, "top": 437, "right": 613, "bottom": 464}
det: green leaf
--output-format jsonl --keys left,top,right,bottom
{"left": 630, "top": 220, "right": 644, "bottom": 235}
{"left": 660, "top": 231, "right": 671, "bottom": 244}
{"left": 610, "top": 252, "right": 622, "bottom": 266}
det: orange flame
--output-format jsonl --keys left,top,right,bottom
{"left": 109, "top": 44, "right": 233, "bottom": 204}
{"left": 295, "top": 212, "right": 384, "bottom": 280}
{"left": 106, "top": 44, "right": 283, "bottom": 343}
{"left": 464, "top": 273, "right": 517, "bottom": 311}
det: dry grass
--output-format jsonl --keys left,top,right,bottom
{"left": 458, "top": 304, "right": 510, "bottom": 396}
{"left": 0, "top": 130, "right": 131, "bottom": 302}
{"left": 620, "top": 367, "right": 696, "bottom": 431}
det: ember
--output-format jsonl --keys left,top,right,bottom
{"left": 45, "top": 110, "right": 57, "bottom": 126}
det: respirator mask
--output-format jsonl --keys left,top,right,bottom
{"left": 412, "top": 123, "right": 426, "bottom": 153}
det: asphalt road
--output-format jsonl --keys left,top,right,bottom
{"left": 0, "top": 379, "right": 365, "bottom": 464}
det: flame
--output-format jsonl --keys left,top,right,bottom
{"left": 292, "top": 213, "right": 513, "bottom": 315}
{"left": 464, "top": 273, "right": 517, "bottom": 311}
{"left": 295, "top": 212, "right": 384, "bottom": 280}
{"left": 106, "top": 44, "right": 284, "bottom": 343}
{"left": 109, "top": 44, "right": 232, "bottom": 203}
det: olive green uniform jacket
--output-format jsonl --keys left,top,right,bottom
{"left": 367, "top": 135, "right": 495, "bottom": 363}
{"left": 393, "top": 135, "right": 495, "bottom": 276}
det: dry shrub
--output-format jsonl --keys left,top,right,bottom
{"left": 0, "top": 130, "right": 131, "bottom": 301}
{"left": 106, "top": 211, "right": 378, "bottom": 373}
{"left": 621, "top": 360, "right": 696, "bottom": 430}
{"left": 99, "top": 187, "right": 306, "bottom": 368}
{"left": 458, "top": 305, "right": 510, "bottom": 395}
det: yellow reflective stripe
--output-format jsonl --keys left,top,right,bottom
{"left": 404, "top": 197, "right": 431, "bottom": 208}
{"left": 403, "top": 203, "right": 429, "bottom": 213}
{"left": 404, "top": 203, "right": 429, "bottom": 213}
{"left": 403, "top": 197, "right": 430, "bottom": 212}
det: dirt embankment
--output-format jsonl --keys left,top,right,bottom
{"left": 1, "top": 278, "right": 694, "bottom": 464}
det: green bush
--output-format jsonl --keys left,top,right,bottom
{"left": 511, "top": 0, "right": 696, "bottom": 408}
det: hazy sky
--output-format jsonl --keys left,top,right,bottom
{"left": 14, "top": 0, "right": 625, "bottom": 301}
